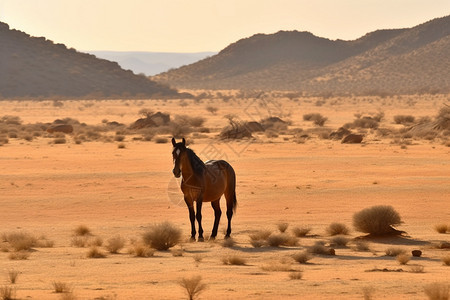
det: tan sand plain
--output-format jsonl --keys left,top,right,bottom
{"left": 0, "top": 95, "right": 449, "bottom": 299}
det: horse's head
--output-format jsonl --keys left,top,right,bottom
{"left": 171, "top": 137, "right": 186, "bottom": 178}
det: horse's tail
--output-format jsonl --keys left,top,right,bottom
{"left": 225, "top": 162, "right": 237, "bottom": 213}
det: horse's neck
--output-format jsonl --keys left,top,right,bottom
{"left": 180, "top": 154, "right": 195, "bottom": 180}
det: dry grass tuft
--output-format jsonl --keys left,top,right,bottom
{"left": 222, "top": 237, "right": 236, "bottom": 248}
{"left": 267, "top": 233, "right": 298, "bottom": 247}
{"left": 362, "top": 286, "right": 375, "bottom": 300}
{"left": 8, "top": 251, "right": 30, "bottom": 260}
{"left": 353, "top": 205, "right": 403, "bottom": 236}
{"left": 385, "top": 247, "right": 407, "bottom": 257}
{"left": 277, "top": 222, "right": 289, "bottom": 233}
{"left": 435, "top": 224, "right": 448, "bottom": 234}
{"left": 129, "top": 243, "right": 155, "bottom": 258}
{"left": 351, "top": 240, "right": 371, "bottom": 252}
{"left": 52, "top": 281, "right": 71, "bottom": 293}
{"left": 410, "top": 265, "right": 425, "bottom": 273}
{"left": 0, "top": 285, "right": 16, "bottom": 300}
{"left": 193, "top": 254, "right": 203, "bottom": 263}
{"left": 330, "top": 235, "right": 350, "bottom": 247}
{"left": 8, "top": 270, "right": 19, "bottom": 284}
{"left": 105, "top": 235, "right": 125, "bottom": 254}
{"left": 424, "top": 282, "right": 449, "bottom": 300}
{"left": 288, "top": 271, "right": 303, "bottom": 280}
{"left": 222, "top": 255, "right": 247, "bottom": 266}
{"left": 326, "top": 222, "right": 349, "bottom": 236}
{"left": 292, "top": 226, "right": 311, "bottom": 237}
{"left": 396, "top": 253, "right": 411, "bottom": 265}
{"left": 249, "top": 230, "right": 271, "bottom": 248}
{"left": 74, "top": 225, "right": 91, "bottom": 236}
{"left": 261, "top": 259, "right": 293, "bottom": 272}
{"left": 292, "top": 251, "right": 312, "bottom": 264}
{"left": 442, "top": 255, "right": 450, "bottom": 266}
{"left": 178, "top": 275, "right": 207, "bottom": 300}
{"left": 86, "top": 246, "right": 107, "bottom": 258}
{"left": 308, "top": 241, "right": 334, "bottom": 255}
{"left": 142, "top": 221, "right": 182, "bottom": 251}
{"left": 2, "top": 232, "right": 37, "bottom": 251}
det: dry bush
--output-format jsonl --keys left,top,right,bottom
{"left": 0, "top": 285, "right": 16, "bottom": 300}
{"left": 410, "top": 265, "right": 425, "bottom": 273}
{"left": 142, "top": 221, "right": 182, "bottom": 251}
{"left": 178, "top": 275, "right": 207, "bottom": 300}
{"left": 173, "top": 115, "right": 205, "bottom": 128}
{"left": 385, "top": 247, "right": 407, "bottom": 257}
{"left": 86, "top": 247, "right": 107, "bottom": 258}
{"left": 292, "top": 226, "right": 311, "bottom": 237}
{"left": 222, "top": 237, "right": 235, "bottom": 248}
{"left": 277, "top": 222, "right": 289, "bottom": 233}
{"left": 8, "top": 270, "right": 19, "bottom": 284}
{"left": 74, "top": 225, "right": 91, "bottom": 236}
{"left": 261, "top": 259, "right": 293, "bottom": 272}
{"left": 396, "top": 253, "right": 411, "bottom": 265}
{"left": 267, "top": 233, "right": 298, "bottom": 247}
{"left": 424, "top": 282, "right": 449, "bottom": 300}
{"left": 435, "top": 224, "right": 448, "bottom": 234}
{"left": 394, "top": 115, "right": 415, "bottom": 125}
{"left": 8, "top": 251, "right": 30, "bottom": 260}
{"left": 303, "top": 113, "right": 327, "bottom": 126}
{"left": 350, "top": 240, "right": 370, "bottom": 252}
{"left": 249, "top": 230, "right": 271, "bottom": 248}
{"left": 193, "top": 254, "right": 203, "bottom": 263}
{"left": 2, "top": 232, "right": 37, "bottom": 251}
{"left": 222, "top": 255, "right": 246, "bottom": 266}
{"left": 129, "top": 243, "right": 155, "bottom": 257}
{"left": 353, "top": 205, "right": 403, "bottom": 236}
{"left": 105, "top": 235, "right": 125, "bottom": 254}
{"left": 154, "top": 137, "right": 168, "bottom": 144}
{"left": 206, "top": 106, "right": 218, "bottom": 115}
{"left": 362, "top": 286, "right": 375, "bottom": 300}
{"left": 326, "top": 223, "right": 349, "bottom": 236}
{"left": 171, "top": 248, "right": 184, "bottom": 257}
{"left": 308, "top": 241, "right": 334, "bottom": 255}
{"left": 330, "top": 235, "right": 350, "bottom": 247}
{"left": 292, "top": 251, "right": 312, "bottom": 264}
{"left": 52, "top": 281, "right": 71, "bottom": 293}
{"left": 442, "top": 255, "right": 450, "bottom": 266}
{"left": 71, "top": 236, "right": 88, "bottom": 247}
{"left": 288, "top": 271, "right": 303, "bottom": 280}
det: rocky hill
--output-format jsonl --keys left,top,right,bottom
{"left": 0, "top": 22, "right": 181, "bottom": 99}
{"left": 154, "top": 15, "right": 450, "bottom": 95}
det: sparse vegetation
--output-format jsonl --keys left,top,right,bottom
{"left": 385, "top": 247, "right": 407, "bottom": 257}
{"left": 288, "top": 271, "right": 303, "bottom": 280}
{"left": 222, "top": 237, "right": 236, "bottom": 248}
{"left": 396, "top": 253, "right": 411, "bottom": 265}
{"left": 266, "top": 233, "right": 298, "bottom": 247}
{"left": 326, "top": 222, "right": 349, "bottom": 236}
{"left": 8, "top": 270, "right": 19, "bottom": 284}
{"left": 222, "top": 255, "right": 246, "bottom": 266}
{"left": 435, "top": 224, "right": 448, "bottom": 234}
{"left": 52, "top": 281, "right": 71, "bottom": 293}
{"left": 142, "top": 221, "right": 182, "bottom": 251}
{"left": 292, "top": 251, "right": 312, "bottom": 264}
{"left": 424, "top": 282, "right": 449, "bottom": 300}
{"left": 353, "top": 205, "right": 403, "bottom": 236}
{"left": 129, "top": 243, "right": 155, "bottom": 258}
{"left": 105, "top": 235, "right": 125, "bottom": 254}
{"left": 74, "top": 225, "right": 91, "bottom": 236}
{"left": 330, "top": 235, "right": 350, "bottom": 247}
{"left": 303, "top": 113, "right": 327, "bottom": 126}
{"left": 292, "top": 226, "right": 312, "bottom": 237}
{"left": 261, "top": 259, "right": 293, "bottom": 272}
{"left": 0, "top": 285, "right": 16, "bottom": 300}
{"left": 178, "top": 275, "right": 207, "bottom": 300}
{"left": 87, "top": 246, "right": 107, "bottom": 258}
{"left": 277, "top": 222, "right": 289, "bottom": 233}
{"left": 442, "top": 255, "right": 450, "bottom": 266}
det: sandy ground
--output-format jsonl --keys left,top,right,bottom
{"left": 0, "top": 95, "right": 449, "bottom": 299}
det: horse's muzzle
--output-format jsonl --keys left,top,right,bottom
{"left": 173, "top": 169, "right": 181, "bottom": 178}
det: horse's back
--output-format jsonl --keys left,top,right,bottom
{"left": 203, "top": 160, "right": 235, "bottom": 201}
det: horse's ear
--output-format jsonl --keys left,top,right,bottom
{"left": 171, "top": 137, "right": 176, "bottom": 146}
{"left": 182, "top": 138, "right": 186, "bottom": 146}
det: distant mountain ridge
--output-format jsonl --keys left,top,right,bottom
{"left": 0, "top": 22, "right": 181, "bottom": 99}
{"left": 153, "top": 15, "right": 450, "bottom": 95}
{"left": 87, "top": 51, "right": 216, "bottom": 76}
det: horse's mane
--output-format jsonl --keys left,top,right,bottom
{"left": 186, "top": 148, "right": 206, "bottom": 176}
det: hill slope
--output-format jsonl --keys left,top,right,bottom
{"left": 154, "top": 15, "right": 450, "bottom": 95}
{"left": 0, "top": 22, "right": 180, "bottom": 99}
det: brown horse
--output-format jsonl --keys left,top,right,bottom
{"left": 171, "top": 138, "right": 237, "bottom": 241}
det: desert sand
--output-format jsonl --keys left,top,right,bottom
{"left": 0, "top": 94, "right": 449, "bottom": 299}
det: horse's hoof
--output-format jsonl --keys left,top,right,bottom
{"left": 189, "top": 237, "right": 196, "bottom": 242}
{"left": 224, "top": 235, "right": 231, "bottom": 239}
{"left": 209, "top": 236, "right": 216, "bottom": 241}
{"left": 198, "top": 237, "right": 205, "bottom": 242}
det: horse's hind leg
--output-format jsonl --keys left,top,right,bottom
{"left": 210, "top": 199, "right": 222, "bottom": 240}
{"left": 224, "top": 193, "right": 235, "bottom": 238}
{"left": 196, "top": 199, "right": 204, "bottom": 242}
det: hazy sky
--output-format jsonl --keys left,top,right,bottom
{"left": 1, "top": 0, "right": 449, "bottom": 52}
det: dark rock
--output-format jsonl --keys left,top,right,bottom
{"left": 342, "top": 134, "right": 363, "bottom": 144}
{"left": 411, "top": 250, "right": 422, "bottom": 257}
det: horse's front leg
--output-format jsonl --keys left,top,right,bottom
{"left": 196, "top": 196, "right": 204, "bottom": 242}
{"left": 185, "top": 197, "right": 196, "bottom": 241}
